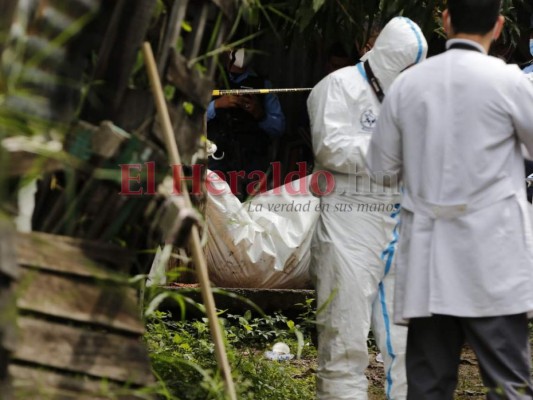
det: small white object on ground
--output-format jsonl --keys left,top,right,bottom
{"left": 264, "top": 342, "right": 294, "bottom": 361}
{"left": 376, "top": 352, "right": 384, "bottom": 363}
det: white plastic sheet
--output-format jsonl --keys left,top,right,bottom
{"left": 205, "top": 170, "right": 319, "bottom": 288}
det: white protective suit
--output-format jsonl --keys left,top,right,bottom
{"left": 307, "top": 17, "right": 427, "bottom": 400}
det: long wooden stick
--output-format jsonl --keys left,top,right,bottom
{"left": 142, "top": 42, "right": 237, "bottom": 400}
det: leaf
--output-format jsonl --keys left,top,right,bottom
{"left": 313, "top": 0, "right": 326, "bottom": 12}
{"left": 296, "top": 4, "right": 318, "bottom": 32}
{"left": 164, "top": 85, "right": 176, "bottom": 101}
{"left": 128, "top": 273, "right": 148, "bottom": 284}
{"left": 182, "top": 21, "right": 192, "bottom": 32}
{"left": 265, "top": 4, "right": 297, "bottom": 25}
{"left": 243, "top": 5, "right": 260, "bottom": 25}
{"left": 169, "top": 293, "right": 187, "bottom": 321}
{"left": 316, "top": 288, "right": 338, "bottom": 315}
{"left": 145, "top": 292, "right": 170, "bottom": 316}
{"left": 179, "top": 342, "right": 192, "bottom": 351}
{"left": 244, "top": 309, "right": 252, "bottom": 321}
{"left": 182, "top": 101, "right": 194, "bottom": 115}
{"left": 294, "top": 329, "right": 305, "bottom": 360}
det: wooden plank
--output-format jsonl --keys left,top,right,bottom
{"left": 89, "top": 0, "right": 157, "bottom": 120}
{"left": 211, "top": 0, "right": 236, "bottom": 20}
{"left": 0, "top": 0, "right": 18, "bottom": 55}
{"left": 0, "top": 351, "right": 11, "bottom": 400}
{"left": 10, "top": 365, "right": 150, "bottom": 399}
{"left": 93, "top": 121, "right": 130, "bottom": 158}
{"left": 66, "top": 120, "right": 131, "bottom": 159}
{"left": 114, "top": 88, "right": 153, "bottom": 132}
{"left": 153, "top": 102, "right": 204, "bottom": 165}
{"left": 15, "top": 232, "right": 133, "bottom": 278}
{"left": 207, "top": 23, "right": 225, "bottom": 78}
{"left": 189, "top": 3, "right": 208, "bottom": 60}
{"left": 0, "top": 352, "right": 11, "bottom": 395}
{"left": 0, "top": 278, "right": 15, "bottom": 400}
{"left": 6, "top": 150, "right": 64, "bottom": 177}
{"left": 0, "top": 281, "right": 17, "bottom": 353}
{"left": 156, "top": 0, "right": 189, "bottom": 75}
{"left": 0, "top": 224, "right": 19, "bottom": 280}
{"left": 13, "top": 317, "right": 154, "bottom": 386}
{"left": 53, "top": 0, "right": 101, "bottom": 19}
{"left": 166, "top": 50, "right": 214, "bottom": 108}
{"left": 17, "top": 269, "right": 144, "bottom": 335}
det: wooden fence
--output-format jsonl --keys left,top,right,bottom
{"left": 11, "top": 232, "right": 153, "bottom": 399}
{"left": 1, "top": 0, "right": 239, "bottom": 398}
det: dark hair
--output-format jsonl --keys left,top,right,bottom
{"left": 448, "top": 0, "right": 501, "bottom": 35}
{"left": 327, "top": 42, "right": 349, "bottom": 59}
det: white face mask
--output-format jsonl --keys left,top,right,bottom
{"left": 230, "top": 49, "right": 253, "bottom": 69}
{"left": 530, "top": 39, "right": 533, "bottom": 57}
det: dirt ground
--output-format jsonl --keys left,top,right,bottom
{"left": 366, "top": 344, "right": 530, "bottom": 399}
{"left": 288, "top": 325, "right": 533, "bottom": 398}
{"left": 288, "top": 335, "right": 533, "bottom": 399}
{"left": 291, "top": 346, "right": 493, "bottom": 399}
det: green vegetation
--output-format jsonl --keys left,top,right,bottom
{"left": 235, "top": 0, "right": 529, "bottom": 58}
{"left": 142, "top": 296, "right": 533, "bottom": 400}
{"left": 144, "top": 302, "right": 317, "bottom": 400}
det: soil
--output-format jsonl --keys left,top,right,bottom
{"left": 290, "top": 344, "right": 532, "bottom": 399}
{"left": 367, "top": 345, "right": 487, "bottom": 399}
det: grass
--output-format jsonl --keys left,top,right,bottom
{"left": 144, "top": 308, "right": 533, "bottom": 399}
{"left": 144, "top": 309, "right": 316, "bottom": 399}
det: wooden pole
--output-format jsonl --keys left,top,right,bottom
{"left": 142, "top": 42, "right": 237, "bottom": 400}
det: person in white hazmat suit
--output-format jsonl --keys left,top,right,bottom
{"left": 307, "top": 17, "right": 428, "bottom": 400}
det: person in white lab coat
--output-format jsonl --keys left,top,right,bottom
{"left": 522, "top": 15, "right": 533, "bottom": 74}
{"left": 307, "top": 17, "right": 427, "bottom": 400}
{"left": 366, "top": 1, "right": 533, "bottom": 399}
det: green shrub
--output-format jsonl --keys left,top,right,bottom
{"left": 144, "top": 310, "right": 316, "bottom": 399}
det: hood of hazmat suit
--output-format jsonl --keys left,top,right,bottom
{"left": 361, "top": 16, "right": 427, "bottom": 92}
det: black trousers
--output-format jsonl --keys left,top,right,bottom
{"left": 406, "top": 314, "right": 533, "bottom": 400}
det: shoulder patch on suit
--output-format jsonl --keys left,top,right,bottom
{"left": 361, "top": 109, "right": 377, "bottom": 132}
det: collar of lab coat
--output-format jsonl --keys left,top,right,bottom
{"left": 446, "top": 38, "right": 487, "bottom": 54}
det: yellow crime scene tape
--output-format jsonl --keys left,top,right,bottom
{"left": 212, "top": 88, "right": 313, "bottom": 96}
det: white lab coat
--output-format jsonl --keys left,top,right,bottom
{"left": 367, "top": 39, "right": 533, "bottom": 325}
{"left": 307, "top": 17, "right": 427, "bottom": 400}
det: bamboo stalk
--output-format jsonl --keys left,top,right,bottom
{"left": 142, "top": 42, "right": 237, "bottom": 400}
